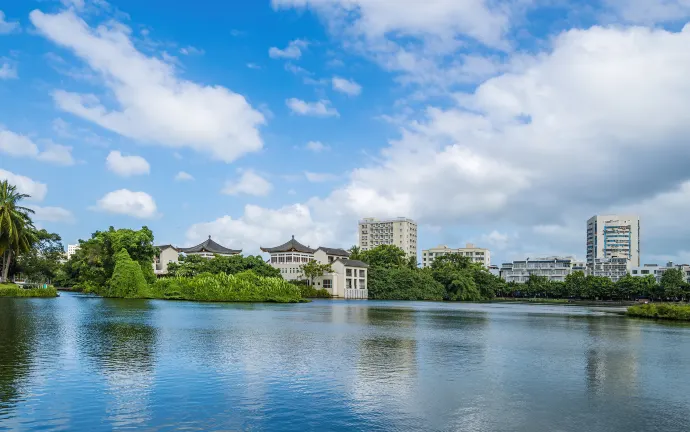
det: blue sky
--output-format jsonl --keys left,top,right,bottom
{"left": 2, "top": 0, "right": 690, "bottom": 265}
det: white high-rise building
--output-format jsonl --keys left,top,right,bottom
{"left": 67, "top": 244, "right": 80, "bottom": 260}
{"left": 586, "top": 215, "right": 640, "bottom": 267}
{"left": 358, "top": 217, "right": 418, "bottom": 257}
{"left": 422, "top": 244, "right": 490, "bottom": 268}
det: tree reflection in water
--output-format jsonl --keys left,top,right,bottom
{"left": 0, "top": 300, "right": 36, "bottom": 418}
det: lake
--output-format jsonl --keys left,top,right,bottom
{"left": 1, "top": 293, "right": 689, "bottom": 431}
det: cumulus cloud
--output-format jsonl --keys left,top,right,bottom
{"left": 185, "top": 204, "right": 338, "bottom": 254}
{"left": 36, "top": 142, "right": 76, "bottom": 166}
{"left": 222, "top": 170, "right": 272, "bottom": 196}
{"left": 286, "top": 98, "right": 339, "bottom": 117}
{"left": 30, "top": 206, "right": 75, "bottom": 223}
{"left": 0, "top": 62, "right": 17, "bottom": 79}
{"left": 0, "top": 128, "right": 75, "bottom": 165}
{"left": 30, "top": 10, "right": 265, "bottom": 163}
{"left": 0, "top": 11, "right": 19, "bottom": 34}
{"left": 305, "top": 140, "right": 329, "bottom": 152}
{"left": 269, "top": 39, "right": 308, "bottom": 59}
{"left": 0, "top": 169, "right": 47, "bottom": 201}
{"left": 94, "top": 189, "right": 158, "bottom": 218}
{"left": 332, "top": 76, "right": 362, "bottom": 96}
{"left": 175, "top": 171, "right": 194, "bottom": 181}
{"left": 106, "top": 150, "right": 150, "bottom": 177}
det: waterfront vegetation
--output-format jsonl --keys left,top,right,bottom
{"left": 627, "top": 303, "right": 690, "bottom": 321}
{"left": 0, "top": 283, "right": 58, "bottom": 298}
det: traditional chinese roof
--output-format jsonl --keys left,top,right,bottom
{"left": 260, "top": 236, "right": 315, "bottom": 254}
{"left": 179, "top": 236, "right": 241, "bottom": 255}
{"left": 335, "top": 259, "right": 369, "bottom": 268}
{"left": 316, "top": 247, "right": 350, "bottom": 257}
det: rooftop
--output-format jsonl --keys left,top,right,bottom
{"left": 335, "top": 258, "right": 369, "bottom": 268}
{"left": 179, "top": 236, "right": 241, "bottom": 255}
{"left": 316, "top": 247, "right": 350, "bottom": 257}
{"left": 260, "top": 236, "right": 315, "bottom": 254}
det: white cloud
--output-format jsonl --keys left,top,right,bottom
{"left": 94, "top": 189, "right": 158, "bottom": 218}
{"left": 286, "top": 98, "right": 339, "bottom": 117}
{"left": 604, "top": 0, "right": 690, "bottom": 24}
{"left": 305, "top": 140, "right": 329, "bottom": 152}
{"left": 60, "top": 0, "right": 86, "bottom": 9}
{"left": 36, "top": 142, "right": 76, "bottom": 166}
{"left": 30, "top": 206, "right": 75, "bottom": 223}
{"left": 268, "top": 39, "right": 308, "bottom": 59}
{"left": 175, "top": 171, "right": 194, "bottom": 181}
{"left": 185, "top": 204, "right": 337, "bottom": 254}
{"left": 304, "top": 171, "right": 338, "bottom": 182}
{"left": 30, "top": 10, "right": 265, "bottom": 163}
{"left": 0, "top": 11, "right": 19, "bottom": 34}
{"left": 246, "top": 62, "right": 261, "bottom": 69}
{"left": 0, "top": 62, "right": 17, "bottom": 79}
{"left": 222, "top": 170, "right": 272, "bottom": 196}
{"left": 179, "top": 45, "right": 204, "bottom": 55}
{"left": 284, "top": 63, "right": 311, "bottom": 75}
{"left": 106, "top": 150, "right": 150, "bottom": 177}
{"left": 332, "top": 76, "right": 362, "bottom": 96}
{"left": 0, "top": 170, "right": 47, "bottom": 202}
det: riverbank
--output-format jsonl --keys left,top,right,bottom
{"left": 627, "top": 303, "right": 690, "bottom": 321}
{"left": 0, "top": 283, "right": 58, "bottom": 298}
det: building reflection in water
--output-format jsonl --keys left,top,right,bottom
{"left": 78, "top": 298, "right": 158, "bottom": 429}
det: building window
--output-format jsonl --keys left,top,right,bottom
{"left": 632, "top": 270, "right": 638, "bottom": 274}
{"left": 359, "top": 269, "right": 365, "bottom": 277}
{"left": 359, "top": 279, "right": 366, "bottom": 289}
{"left": 323, "top": 279, "right": 332, "bottom": 289}
{"left": 346, "top": 269, "right": 352, "bottom": 276}
{"left": 346, "top": 279, "right": 352, "bottom": 289}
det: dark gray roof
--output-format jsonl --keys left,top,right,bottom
{"left": 335, "top": 258, "right": 369, "bottom": 268}
{"left": 260, "top": 236, "right": 315, "bottom": 254}
{"left": 155, "top": 245, "right": 178, "bottom": 251}
{"left": 316, "top": 247, "right": 350, "bottom": 257}
{"left": 179, "top": 236, "right": 241, "bottom": 255}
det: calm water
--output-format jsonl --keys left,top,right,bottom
{"left": 1, "top": 294, "right": 690, "bottom": 431}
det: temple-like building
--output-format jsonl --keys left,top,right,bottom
{"left": 153, "top": 236, "right": 241, "bottom": 275}
{"left": 261, "top": 236, "right": 368, "bottom": 299}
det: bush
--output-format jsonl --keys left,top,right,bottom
{"left": 105, "top": 249, "right": 149, "bottom": 298}
{"left": 299, "top": 285, "right": 332, "bottom": 298}
{"left": 149, "top": 271, "right": 302, "bottom": 303}
{"left": 0, "top": 284, "right": 58, "bottom": 298}
{"left": 368, "top": 267, "right": 445, "bottom": 301}
{"left": 627, "top": 303, "right": 690, "bottom": 321}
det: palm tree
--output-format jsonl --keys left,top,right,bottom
{"left": 0, "top": 181, "right": 36, "bottom": 283}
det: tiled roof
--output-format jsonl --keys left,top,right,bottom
{"left": 260, "top": 236, "right": 315, "bottom": 254}
{"left": 179, "top": 236, "right": 241, "bottom": 255}
{"left": 316, "top": 247, "right": 350, "bottom": 257}
{"left": 335, "top": 259, "right": 369, "bottom": 268}
{"left": 155, "top": 244, "right": 179, "bottom": 251}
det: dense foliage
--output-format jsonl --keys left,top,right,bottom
{"left": 148, "top": 272, "right": 302, "bottom": 303}
{"left": 300, "top": 260, "right": 333, "bottom": 286}
{"left": 368, "top": 266, "right": 445, "bottom": 300}
{"left": 627, "top": 303, "right": 690, "bottom": 321}
{"left": 15, "top": 230, "right": 65, "bottom": 284}
{"left": 167, "top": 254, "right": 280, "bottom": 278}
{"left": 0, "top": 181, "right": 38, "bottom": 283}
{"left": 0, "top": 283, "right": 58, "bottom": 298}
{"left": 100, "top": 249, "right": 149, "bottom": 298}
{"left": 59, "top": 226, "right": 157, "bottom": 288}
{"left": 298, "top": 284, "right": 332, "bottom": 298}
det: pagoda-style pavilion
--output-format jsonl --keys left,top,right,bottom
{"left": 179, "top": 236, "right": 241, "bottom": 258}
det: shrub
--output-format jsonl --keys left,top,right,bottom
{"left": 105, "top": 249, "right": 149, "bottom": 298}
{"left": 0, "top": 284, "right": 58, "bottom": 298}
{"left": 368, "top": 267, "right": 445, "bottom": 301}
{"left": 299, "top": 285, "right": 332, "bottom": 298}
{"left": 627, "top": 303, "right": 690, "bottom": 321}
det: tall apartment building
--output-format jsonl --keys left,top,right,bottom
{"left": 67, "top": 244, "right": 80, "bottom": 260}
{"left": 422, "top": 244, "right": 490, "bottom": 268}
{"left": 358, "top": 217, "right": 417, "bottom": 257}
{"left": 500, "top": 257, "right": 586, "bottom": 284}
{"left": 586, "top": 215, "right": 640, "bottom": 267}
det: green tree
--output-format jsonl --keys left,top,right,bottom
{"left": 300, "top": 260, "right": 333, "bottom": 286}
{"left": 565, "top": 271, "right": 586, "bottom": 298}
{"left": 0, "top": 181, "right": 36, "bottom": 283}
{"left": 348, "top": 245, "right": 362, "bottom": 261}
{"left": 106, "top": 249, "right": 149, "bottom": 298}
{"left": 168, "top": 254, "right": 280, "bottom": 278}
{"left": 16, "top": 230, "right": 64, "bottom": 284}
{"left": 660, "top": 267, "right": 686, "bottom": 300}
{"left": 368, "top": 267, "right": 445, "bottom": 300}
{"left": 358, "top": 245, "right": 408, "bottom": 269}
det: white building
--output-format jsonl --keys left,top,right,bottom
{"left": 586, "top": 215, "right": 640, "bottom": 267}
{"left": 67, "top": 244, "right": 80, "bottom": 260}
{"left": 421, "top": 244, "right": 490, "bottom": 268}
{"left": 631, "top": 262, "right": 690, "bottom": 284}
{"left": 261, "top": 236, "right": 368, "bottom": 299}
{"left": 358, "top": 217, "right": 417, "bottom": 257}
{"left": 153, "top": 245, "right": 180, "bottom": 276}
{"left": 500, "top": 257, "right": 586, "bottom": 284}
{"left": 588, "top": 257, "right": 630, "bottom": 282}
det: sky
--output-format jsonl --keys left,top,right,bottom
{"left": 1, "top": 0, "right": 690, "bottom": 265}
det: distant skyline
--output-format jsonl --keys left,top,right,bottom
{"left": 2, "top": 0, "right": 690, "bottom": 265}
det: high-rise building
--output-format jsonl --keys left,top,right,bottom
{"left": 67, "top": 244, "right": 80, "bottom": 260}
{"left": 586, "top": 215, "right": 640, "bottom": 267}
{"left": 358, "top": 217, "right": 417, "bottom": 257}
{"left": 422, "top": 244, "right": 490, "bottom": 268}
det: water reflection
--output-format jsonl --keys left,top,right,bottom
{"left": 0, "top": 300, "right": 36, "bottom": 418}
{"left": 585, "top": 317, "right": 640, "bottom": 396}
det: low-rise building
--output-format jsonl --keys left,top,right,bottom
{"left": 152, "top": 237, "right": 240, "bottom": 276}
{"left": 421, "top": 244, "right": 490, "bottom": 268}
{"left": 153, "top": 245, "right": 180, "bottom": 276}
{"left": 587, "top": 257, "right": 631, "bottom": 282}
{"left": 261, "top": 236, "right": 368, "bottom": 299}
{"left": 631, "top": 262, "right": 690, "bottom": 283}
{"left": 500, "top": 257, "right": 585, "bottom": 284}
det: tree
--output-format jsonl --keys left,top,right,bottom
{"left": 660, "top": 268, "right": 686, "bottom": 300}
{"left": 168, "top": 254, "right": 280, "bottom": 278}
{"left": 16, "top": 230, "right": 64, "bottom": 284}
{"left": 106, "top": 249, "right": 148, "bottom": 298}
{"left": 348, "top": 245, "right": 362, "bottom": 261}
{"left": 565, "top": 271, "right": 587, "bottom": 298}
{"left": 300, "top": 260, "right": 333, "bottom": 286}
{"left": 358, "top": 245, "right": 408, "bottom": 269}
{"left": 0, "top": 181, "right": 36, "bottom": 283}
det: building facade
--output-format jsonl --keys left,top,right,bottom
{"left": 586, "top": 215, "right": 640, "bottom": 267}
{"left": 358, "top": 217, "right": 417, "bottom": 257}
{"left": 631, "top": 262, "right": 690, "bottom": 284}
{"left": 588, "top": 257, "right": 630, "bottom": 282}
{"left": 261, "top": 236, "right": 368, "bottom": 298}
{"left": 153, "top": 245, "right": 180, "bottom": 276}
{"left": 67, "top": 244, "right": 80, "bottom": 260}
{"left": 421, "top": 244, "right": 490, "bottom": 268}
{"left": 500, "top": 257, "right": 585, "bottom": 284}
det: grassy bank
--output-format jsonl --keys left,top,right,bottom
{"left": 493, "top": 297, "right": 571, "bottom": 304}
{"left": 0, "top": 283, "right": 58, "bottom": 298}
{"left": 627, "top": 303, "right": 690, "bottom": 321}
